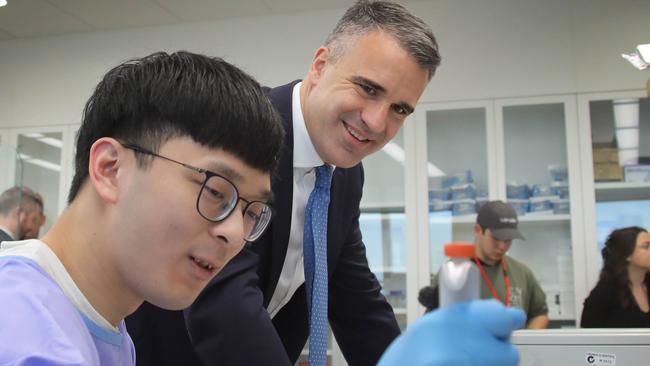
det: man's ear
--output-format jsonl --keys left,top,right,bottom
{"left": 88, "top": 138, "right": 127, "bottom": 204}
{"left": 306, "top": 46, "right": 330, "bottom": 83}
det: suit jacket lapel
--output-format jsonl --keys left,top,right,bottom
{"left": 265, "top": 81, "right": 299, "bottom": 299}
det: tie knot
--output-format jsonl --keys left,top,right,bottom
{"left": 314, "top": 165, "right": 332, "bottom": 190}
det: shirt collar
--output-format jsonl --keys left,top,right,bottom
{"left": 292, "top": 82, "right": 324, "bottom": 169}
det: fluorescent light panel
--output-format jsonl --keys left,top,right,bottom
{"left": 22, "top": 133, "right": 63, "bottom": 149}
{"left": 18, "top": 153, "right": 61, "bottom": 172}
{"left": 637, "top": 44, "right": 650, "bottom": 63}
{"left": 381, "top": 142, "right": 446, "bottom": 177}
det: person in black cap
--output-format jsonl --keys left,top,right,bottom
{"left": 420, "top": 200, "right": 549, "bottom": 329}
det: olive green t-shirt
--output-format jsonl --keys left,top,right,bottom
{"left": 432, "top": 255, "right": 548, "bottom": 322}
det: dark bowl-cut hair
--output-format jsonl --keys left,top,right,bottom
{"left": 68, "top": 51, "right": 284, "bottom": 203}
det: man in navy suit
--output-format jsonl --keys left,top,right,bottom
{"left": 127, "top": 2, "right": 437, "bottom": 365}
{"left": 187, "top": 1, "right": 437, "bottom": 365}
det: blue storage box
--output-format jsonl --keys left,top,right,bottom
{"left": 551, "top": 198, "right": 570, "bottom": 214}
{"left": 429, "top": 199, "right": 452, "bottom": 212}
{"left": 429, "top": 188, "right": 450, "bottom": 201}
{"left": 529, "top": 196, "right": 554, "bottom": 213}
{"left": 452, "top": 199, "right": 476, "bottom": 216}
{"left": 450, "top": 183, "right": 476, "bottom": 200}
{"left": 508, "top": 199, "right": 529, "bottom": 216}
{"left": 442, "top": 170, "right": 474, "bottom": 188}
{"left": 476, "top": 186, "right": 489, "bottom": 198}
{"left": 507, "top": 182, "right": 530, "bottom": 199}
{"left": 551, "top": 181, "right": 569, "bottom": 199}
{"left": 531, "top": 184, "right": 554, "bottom": 197}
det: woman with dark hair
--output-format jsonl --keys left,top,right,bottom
{"left": 581, "top": 226, "right": 650, "bottom": 327}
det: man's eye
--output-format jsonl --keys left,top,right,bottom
{"left": 246, "top": 210, "right": 261, "bottom": 220}
{"left": 205, "top": 186, "right": 224, "bottom": 200}
{"left": 392, "top": 105, "right": 408, "bottom": 116}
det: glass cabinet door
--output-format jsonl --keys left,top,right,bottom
{"left": 10, "top": 128, "right": 66, "bottom": 238}
{"left": 360, "top": 128, "right": 407, "bottom": 330}
{"left": 418, "top": 101, "right": 495, "bottom": 278}
{"left": 415, "top": 97, "right": 582, "bottom": 325}
{"left": 578, "top": 92, "right": 650, "bottom": 306}
{"left": 497, "top": 97, "right": 580, "bottom": 323}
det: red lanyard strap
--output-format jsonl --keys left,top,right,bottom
{"left": 473, "top": 256, "right": 510, "bottom": 307}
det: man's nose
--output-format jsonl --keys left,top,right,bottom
{"left": 361, "top": 102, "right": 390, "bottom": 134}
{"left": 209, "top": 206, "right": 245, "bottom": 245}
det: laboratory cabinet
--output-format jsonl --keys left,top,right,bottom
{"left": 412, "top": 95, "right": 585, "bottom": 324}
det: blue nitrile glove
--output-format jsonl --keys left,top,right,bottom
{"left": 377, "top": 299, "right": 526, "bottom": 366}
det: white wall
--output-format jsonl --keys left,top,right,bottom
{"left": 0, "top": 0, "right": 649, "bottom": 129}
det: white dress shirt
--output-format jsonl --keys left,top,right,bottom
{"left": 267, "top": 82, "right": 332, "bottom": 318}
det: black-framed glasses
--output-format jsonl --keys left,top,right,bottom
{"left": 121, "top": 143, "right": 273, "bottom": 242}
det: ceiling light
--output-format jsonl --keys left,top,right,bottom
{"left": 0, "top": 0, "right": 6, "bottom": 7}
{"left": 18, "top": 153, "right": 61, "bottom": 172}
{"left": 622, "top": 43, "right": 650, "bottom": 70}
{"left": 638, "top": 44, "right": 650, "bottom": 63}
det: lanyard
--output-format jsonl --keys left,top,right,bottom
{"left": 473, "top": 256, "right": 510, "bottom": 307}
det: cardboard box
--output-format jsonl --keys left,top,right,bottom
{"left": 594, "top": 163, "right": 623, "bottom": 181}
{"left": 592, "top": 147, "right": 619, "bottom": 163}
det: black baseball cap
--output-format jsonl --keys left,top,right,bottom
{"left": 477, "top": 200, "right": 525, "bottom": 241}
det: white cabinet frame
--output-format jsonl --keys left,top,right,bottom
{"left": 410, "top": 100, "right": 495, "bottom": 324}
{"left": 495, "top": 95, "right": 585, "bottom": 322}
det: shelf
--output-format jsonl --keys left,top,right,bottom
{"left": 595, "top": 181, "right": 650, "bottom": 202}
{"left": 394, "top": 307, "right": 407, "bottom": 315}
{"left": 360, "top": 203, "right": 405, "bottom": 213}
{"left": 429, "top": 213, "right": 570, "bottom": 225}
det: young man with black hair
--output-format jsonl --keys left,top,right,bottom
{"left": 0, "top": 51, "right": 284, "bottom": 365}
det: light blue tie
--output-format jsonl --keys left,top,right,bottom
{"left": 304, "top": 165, "right": 332, "bottom": 366}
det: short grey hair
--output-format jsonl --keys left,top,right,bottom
{"left": 0, "top": 186, "right": 44, "bottom": 216}
{"left": 324, "top": 0, "right": 441, "bottom": 80}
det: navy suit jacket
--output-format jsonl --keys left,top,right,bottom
{"left": 0, "top": 229, "right": 13, "bottom": 244}
{"left": 125, "top": 81, "right": 400, "bottom": 366}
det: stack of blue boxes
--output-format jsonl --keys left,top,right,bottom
{"left": 506, "top": 164, "right": 570, "bottom": 216}
{"left": 428, "top": 170, "right": 488, "bottom": 216}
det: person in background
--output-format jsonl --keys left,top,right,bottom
{"left": 0, "top": 51, "right": 284, "bottom": 365}
{"left": 421, "top": 200, "right": 549, "bottom": 329}
{"left": 581, "top": 226, "right": 650, "bottom": 328}
{"left": 128, "top": 2, "right": 526, "bottom": 366}
{"left": 0, "top": 186, "right": 45, "bottom": 243}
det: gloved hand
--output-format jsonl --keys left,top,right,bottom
{"left": 377, "top": 299, "right": 526, "bottom": 366}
